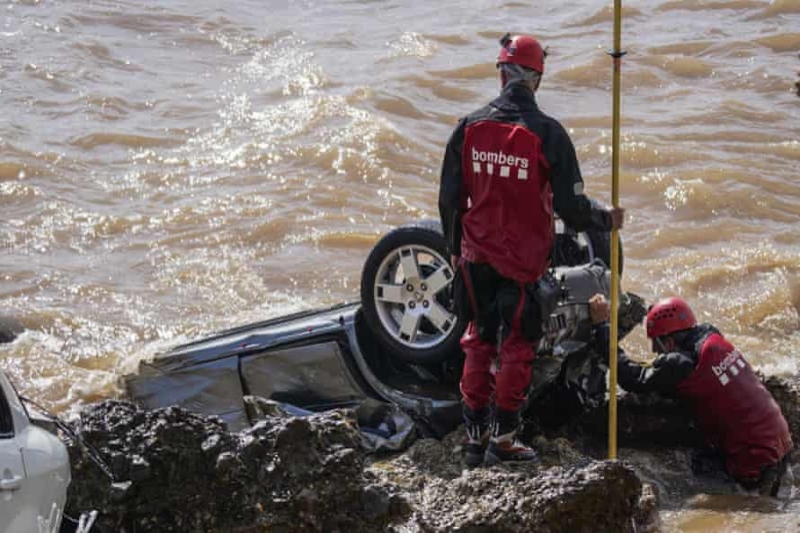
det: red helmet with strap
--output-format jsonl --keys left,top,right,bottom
{"left": 497, "top": 33, "right": 545, "bottom": 74}
{"left": 646, "top": 296, "right": 697, "bottom": 338}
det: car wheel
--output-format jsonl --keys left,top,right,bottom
{"left": 360, "top": 220, "right": 465, "bottom": 365}
{"left": 585, "top": 229, "right": 624, "bottom": 276}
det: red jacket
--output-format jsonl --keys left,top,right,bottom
{"left": 675, "top": 332, "right": 792, "bottom": 480}
{"left": 439, "top": 83, "right": 612, "bottom": 283}
{"left": 459, "top": 120, "right": 554, "bottom": 282}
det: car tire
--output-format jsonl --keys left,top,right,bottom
{"left": 360, "top": 220, "right": 465, "bottom": 365}
{"left": 585, "top": 229, "right": 624, "bottom": 276}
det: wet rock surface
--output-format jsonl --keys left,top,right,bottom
{"left": 64, "top": 375, "right": 800, "bottom": 532}
{"left": 577, "top": 391, "right": 703, "bottom": 450}
{"left": 66, "top": 399, "right": 656, "bottom": 533}
{"left": 66, "top": 400, "right": 367, "bottom": 532}
{"left": 366, "top": 432, "right": 654, "bottom": 533}
{"left": 0, "top": 315, "right": 24, "bottom": 343}
{"left": 764, "top": 374, "right": 800, "bottom": 459}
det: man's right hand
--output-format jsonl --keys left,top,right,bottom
{"left": 589, "top": 293, "right": 610, "bottom": 325}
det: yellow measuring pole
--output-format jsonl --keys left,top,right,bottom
{"left": 608, "top": 0, "right": 624, "bottom": 460}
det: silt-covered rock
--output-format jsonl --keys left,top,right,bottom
{"left": 66, "top": 400, "right": 367, "bottom": 532}
{"left": 66, "top": 399, "right": 656, "bottom": 532}
{"left": 364, "top": 428, "right": 658, "bottom": 532}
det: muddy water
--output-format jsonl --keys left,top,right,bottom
{"left": 2, "top": 0, "right": 799, "bottom": 530}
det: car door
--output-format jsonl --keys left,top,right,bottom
{"left": 0, "top": 371, "right": 70, "bottom": 533}
{"left": 0, "top": 373, "right": 29, "bottom": 529}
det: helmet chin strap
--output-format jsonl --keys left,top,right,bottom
{"left": 654, "top": 336, "right": 669, "bottom": 353}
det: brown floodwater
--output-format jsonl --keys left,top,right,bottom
{"left": 2, "top": 0, "right": 799, "bottom": 530}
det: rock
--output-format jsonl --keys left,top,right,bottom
{"left": 360, "top": 484, "right": 391, "bottom": 519}
{"left": 109, "top": 481, "right": 132, "bottom": 502}
{"left": 576, "top": 390, "right": 703, "bottom": 451}
{"left": 243, "top": 395, "right": 294, "bottom": 422}
{"left": 532, "top": 435, "right": 590, "bottom": 468}
{"left": 62, "top": 370, "right": 800, "bottom": 532}
{"left": 378, "top": 460, "right": 649, "bottom": 533}
{"left": 763, "top": 374, "right": 800, "bottom": 457}
{"left": 65, "top": 400, "right": 368, "bottom": 532}
{"left": 0, "top": 316, "right": 24, "bottom": 343}
{"left": 633, "top": 482, "right": 661, "bottom": 532}
{"left": 364, "top": 432, "right": 654, "bottom": 532}
{"left": 65, "top": 399, "right": 656, "bottom": 532}
{"left": 619, "top": 292, "right": 648, "bottom": 340}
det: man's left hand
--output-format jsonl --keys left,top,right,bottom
{"left": 609, "top": 207, "right": 625, "bottom": 230}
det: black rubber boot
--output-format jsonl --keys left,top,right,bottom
{"left": 484, "top": 407, "right": 538, "bottom": 466}
{"left": 463, "top": 404, "right": 491, "bottom": 468}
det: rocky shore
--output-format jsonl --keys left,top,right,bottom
{"left": 62, "top": 375, "right": 799, "bottom": 533}
{"left": 64, "top": 399, "right": 654, "bottom": 533}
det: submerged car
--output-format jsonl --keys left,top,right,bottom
{"left": 125, "top": 219, "right": 644, "bottom": 436}
{"left": 0, "top": 369, "right": 71, "bottom": 533}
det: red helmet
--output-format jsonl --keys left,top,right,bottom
{"left": 646, "top": 297, "right": 697, "bottom": 338}
{"left": 497, "top": 33, "right": 545, "bottom": 74}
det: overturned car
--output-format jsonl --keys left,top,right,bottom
{"left": 125, "top": 219, "right": 646, "bottom": 437}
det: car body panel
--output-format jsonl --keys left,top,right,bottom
{"left": 127, "top": 303, "right": 371, "bottom": 429}
{"left": 0, "top": 371, "right": 70, "bottom": 533}
{"left": 127, "top": 354, "right": 251, "bottom": 428}
{"left": 125, "top": 302, "right": 462, "bottom": 435}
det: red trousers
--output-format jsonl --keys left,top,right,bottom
{"left": 459, "top": 293, "right": 535, "bottom": 412}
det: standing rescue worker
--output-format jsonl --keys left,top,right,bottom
{"left": 590, "top": 294, "right": 794, "bottom": 496}
{"left": 439, "top": 33, "right": 624, "bottom": 467}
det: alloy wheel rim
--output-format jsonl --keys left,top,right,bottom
{"left": 372, "top": 244, "right": 457, "bottom": 349}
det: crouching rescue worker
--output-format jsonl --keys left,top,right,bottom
{"left": 438, "top": 33, "right": 624, "bottom": 467}
{"left": 590, "top": 294, "right": 794, "bottom": 496}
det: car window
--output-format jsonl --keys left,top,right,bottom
{"left": 5, "top": 376, "right": 30, "bottom": 420}
{"left": 0, "top": 382, "right": 13, "bottom": 438}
